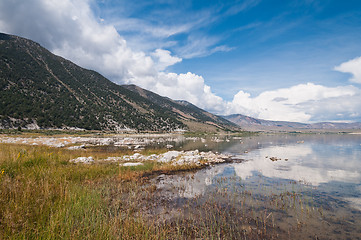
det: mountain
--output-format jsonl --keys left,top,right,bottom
{"left": 122, "top": 84, "right": 238, "bottom": 131}
{"left": 224, "top": 114, "right": 361, "bottom": 131}
{"left": 0, "top": 32, "right": 238, "bottom": 132}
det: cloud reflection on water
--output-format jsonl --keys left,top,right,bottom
{"left": 234, "top": 144, "right": 361, "bottom": 186}
{"left": 156, "top": 135, "right": 361, "bottom": 201}
{"left": 156, "top": 165, "right": 228, "bottom": 199}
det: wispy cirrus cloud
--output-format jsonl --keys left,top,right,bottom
{"left": 175, "top": 35, "right": 234, "bottom": 59}
{"left": 224, "top": 0, "right": 261, "bottom": 16}
{"left": 108, "top": 17, "right": 192, "bottom": 38}
{"left": 97, "top": 0, "right": 236, "bottom": 58}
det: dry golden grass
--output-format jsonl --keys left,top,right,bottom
{"left": 0, "top": 140, "right": 322, "bottom": 239}
{"left": 0, "top": 143, "right": 207, "bottom": 239}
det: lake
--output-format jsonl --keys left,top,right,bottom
{"left": 154, "top": 133, "right": 361, "bottom": 239}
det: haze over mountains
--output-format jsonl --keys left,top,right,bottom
{"left": 0, "top": 33, "right": 237, "bottom": 132}
{"left": 224, "top": 114, "right": 361, "bottom": 131}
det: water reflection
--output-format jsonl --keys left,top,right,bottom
{"left": 156, "top": 134, "right": 361, "bottom": 206}
{"left": 234, "top": 143, "right": 361, "bottom": 186}
{"left": 155, "top": 165, "right": 228, "bottom": 198}
{"left": 153, "top": 134, "right": 361, "bottom": 238}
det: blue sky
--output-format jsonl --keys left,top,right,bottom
{"left": 1, "top": 0, "right": 361, "bottom": 122}
{"left": 95, "top": 0, "right": 361, "bottom": 98}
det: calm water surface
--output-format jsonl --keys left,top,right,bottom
{"left": 155, "top": 133, "right": 361, "bottom": 239}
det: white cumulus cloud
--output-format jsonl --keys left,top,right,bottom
{"left": 226, "top": 83, "right": 360, "bottom": 122}
{"left": 335, "top": 56, "right": 361, "bottom": 84}
{"left": 0, "top": 0, "right": 225, "bottom": 113}
{"left": 151, "top": 49, "right": 182, "bottom": 71}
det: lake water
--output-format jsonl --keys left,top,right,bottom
{"left": 154, "top": 133, "right": 361, "bottom": 239}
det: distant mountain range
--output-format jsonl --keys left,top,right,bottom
{"left": 0, "top": 32, "right": 238, "bottom": 132}
{"left": 224, "top": 114, "right": 361, "bottom": 131}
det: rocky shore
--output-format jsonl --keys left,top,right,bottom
{"left": 0, "top": 135, "right": 237, "bottom": 149}
{"left": 70, "top": 150, "right": 234, "bottom": 167}
{"left": 0, "top": 135, "right": 185, "bottom": 148}
{"left": 1, "top": 134, "right": 241, "bottom": 167}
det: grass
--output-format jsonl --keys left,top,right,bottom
{"left": 0, "top": 143, "right": 210, "bottom": 239}
{"left": 0, "top": 140, "right": 341, "bottom": 239}
{"left": 0, "top": 144, "right": 109, "bottom": 238}
{"left": 149, "top": 175, "right": 324, "bottom": 239}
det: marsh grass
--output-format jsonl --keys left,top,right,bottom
{"left": 147, "top": 174, "right": 324, "bottom": 239}
{"left": 0, "top": 143, "right": 210, "bottom": 239}
{"left": 0, "top": 142, "right": 326, "bottom": 239}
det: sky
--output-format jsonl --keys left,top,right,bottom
{"left": 1, "top": 0, "right": 361, "bottom": 123}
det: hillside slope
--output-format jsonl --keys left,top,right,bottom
{"left": 0, "top": 33, "right": 238, "bottom": 132}
{"left": 123, "top": 84, "right": 238, "bottom": 131}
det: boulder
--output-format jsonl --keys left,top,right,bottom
{"left": 70, "top": 156, "right": 94, "bottom": 164}
{"left": 158, "top": 151, "right": 182, "bottom": 163}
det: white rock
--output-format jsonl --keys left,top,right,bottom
{"left": 158, "top": 151, "right": 182, "bottom": 163}
{"left": 122, "top": 162, "right": 144, "bottom": 167}
{"left": 175, "top": 155, "right": 202, "bottom": 165}
{"left": 103, "top": 157, "right": 123, "bottom": 162}
{"left": 185, "top": 149, "right": 199, "bottom": 155}
{"left": 67, "top": 145, "right": 85, "bottom": 150}
{"left": 130, "top": 153, "right": 142, "bottom": 160}
{"left": 70, "top": 156, "right": 94, "bottom": 164}
{"left": 145, "top": 154, "right": 159, "bottom": 161}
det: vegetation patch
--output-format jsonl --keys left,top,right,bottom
{"left": 0, "top": 140, "right": 338, "bottom": 239}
